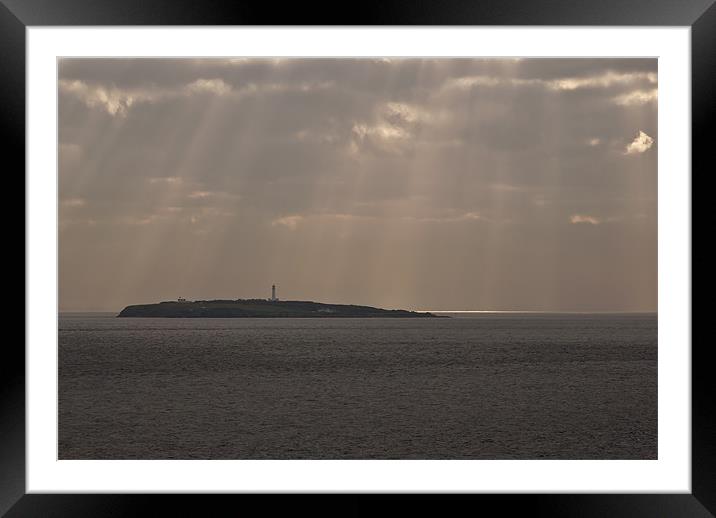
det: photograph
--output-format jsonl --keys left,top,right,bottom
{"left": 58, "top": 57, "right": 658, "bottom": 460}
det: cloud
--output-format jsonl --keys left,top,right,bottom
{"left": 546, "top": 71, "right": 656, "bottom": 91}
{"left": 58, "top": 58, "right": 657, "bottom": 312}
{"left": 270, "top": 209, "right": 484, "bottom": 229}
{"left": 59, "top": 79, "right": 161, "bottom": 116}
{"left": 59, "top": 142, "right": 83, "bottom": 158}
{"left": 614, "top": 88, "right": 658, "bottom": 106}
{"left": 412, "top": 211, "right": 482, "bottom": 223}
{"left": 186, "top": 190, "right": 240, "bottom": 202}
{"left": 293, "top": 129, "right": 341, "bottom": 145}
{"left": 624, "top": 130, "right": 655, "bottom": 154}
{"left": 187, "top": 190, "right": 214, "bottom": 199}
{"left": 444, "top": 71, "right": 656, "bottom": 99}
{"left": 60, "top": 75, "right": 336, "bottom": 117}
{"left": 148, "top": 176, "right": 183, "bottom": 185}
{"left": 570, "top": 214, "right": 601, "bottom": 225}
{"left": 349, "top": 102, "right": 426, "bottom": 157}
{"left": 61, "top": 198, "right": 86, "bottom": 208}
{"left": 383, "top": 102, "right": 425, "bottom": 126}
{"left": 271, "top": 215, "right": 304, "bottom": 229}
{"left": 185, "top": 78, "right": 232, "bottom": 95}
{"left": 350, "top": 122, "right": 413, "bottom": 156}
{"left": 120, "top": 215, "right": 161, "bottom": 226}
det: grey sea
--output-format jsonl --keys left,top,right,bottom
{"left": 59, "top": 313, "right": 657, "bottom": 459}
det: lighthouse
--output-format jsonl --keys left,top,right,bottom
{"left": 270, "top": 284, "right": 279, "bottom": 302}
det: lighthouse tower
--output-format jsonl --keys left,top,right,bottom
{"left": 270, "top": 284, "right": 278, "bottom": 302}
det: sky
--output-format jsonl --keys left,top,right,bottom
{"left": 58, "top": 58, "right": 657, "bottom": 312}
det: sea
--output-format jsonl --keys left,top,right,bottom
{"left": 58, "top": 312, "right": 657, "bottom": 459}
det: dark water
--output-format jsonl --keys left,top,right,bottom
{"left": 59, "top": 313, "right": 657, "bottom": 459}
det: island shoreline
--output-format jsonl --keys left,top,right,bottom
{"left": 118, "top": 299, "right": 446, "bottom": 318}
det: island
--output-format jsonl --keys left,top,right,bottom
{"left": 117, "top": 299, "right": 443, "bottom": 318}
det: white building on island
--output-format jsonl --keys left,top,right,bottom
{"left": 269, "top": 284, "right": 279, "bottom": 302}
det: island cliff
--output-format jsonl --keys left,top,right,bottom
{"left": 117, "top": 299, "right": 443, "bottom": 318}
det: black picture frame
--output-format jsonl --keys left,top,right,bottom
{"left": 5, "top": 0, "right": 710, "bottom": 515}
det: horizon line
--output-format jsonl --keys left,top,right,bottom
{"left": 58, "top": 308, "right": 658, "bottom": 315}
{"left": 416, "top": 309, "right": 657, "bottom": 314}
